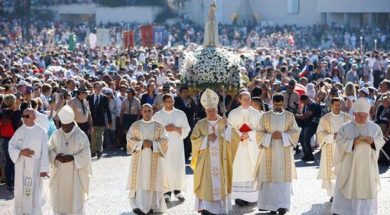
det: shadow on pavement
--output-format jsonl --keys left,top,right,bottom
{"left": 166, "top": 200, "right": 184, "bottom": 209}
{"left": 102, "top": 149, "right": 129, "bottom": 158}
{"left": 294, "top": 151, "right": 320, "bottom": 167}
{"left": 232, "top": 203, "right": 258, "bottom": 214}
{"left": 302, "top": 202, "right": 331, "bottom": 215}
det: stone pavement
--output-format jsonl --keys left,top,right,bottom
{"left": 1, "top": 150, "right": 390, "bottom": 215}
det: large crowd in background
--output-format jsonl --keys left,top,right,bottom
{"left": 0, "top": 13, "right": 389, "bottom": 51}
{"left": 0, "top": 14, "right": 390, "bottom": 192}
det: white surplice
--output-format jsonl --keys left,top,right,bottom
{"left": 331, "top": 121, "right": 384, "bottom": 215}
{"left": 153, "top": 108, "right": 191, "bottom": 192}
{"left": 8, "top": 124, "right": 49, "bottom": 215}
{"left": 48, "top": 126, "right": 92, "bottom": 215}
{"left": 316, "top": 112, "right": 350, "bottom": 196}
{"left": 35, "top": 110, "right": 50, "bottom": 133}
{"left": 126, "top": 119, "right": 169, "bottom": 214}
{"left": 228, "top": 106, "right": 261, "bottom": 202}
{"left": 255, "top": 110, "right": 300, "bottom": 211}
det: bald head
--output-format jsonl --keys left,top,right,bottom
{"left": 22, "top": 108, "right": 36, "bottom": 126}
{"left": 141, "top": 104, "right": 154, "bottom": 121}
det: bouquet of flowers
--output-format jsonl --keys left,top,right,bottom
{"left": 180, "top": 46, "right": 242, "bottom": 95}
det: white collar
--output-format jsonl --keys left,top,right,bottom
{"left": 162, "top": 107, "right": 174, "bottom": 113}
{"left": 330, "top": 111, "right": 341, "bottom": 117}
{"left": 207, "top": 119, "right": 218, "bottom": 124}
{"left": 271, "top": 109, "right": 284, "bottom": 115}
{"left": 141, "top": 119, "right": 154, "bottom": 124}
{"left": 353, "top": 120, "right": 367, "bottom": 128}
{"left": 240, "top": 106, "right": 250, "bottom": 112}
{"left": 24, "top": 124, "right": 36, "bottom": 129}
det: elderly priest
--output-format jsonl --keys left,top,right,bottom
{"left": 332, "top": 98, "right": 384, "bottom": 215}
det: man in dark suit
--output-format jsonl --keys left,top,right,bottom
{"left": 174, "top": 85, "right": 196, "bottom": 162}
{"left": 88, "top": 82, "right": 112, "bottom": 159}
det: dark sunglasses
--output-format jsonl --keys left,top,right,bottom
{"left": 22, "top": 115, "right": 31, "bottom": 118}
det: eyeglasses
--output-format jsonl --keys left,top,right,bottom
{"left": 143, "top": 110, "right": 152, "bottom": 113}
{"left": 22, "top": 115, "right": 31, "bottom": 118}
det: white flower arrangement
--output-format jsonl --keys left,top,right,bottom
{"left": 180, "top": 46, "right": 242, "bottom": 95}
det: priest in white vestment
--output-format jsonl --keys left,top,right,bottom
{"left": 316, "top": 97, "right": 351, "bottom": 200}
{"left": 8, "top": 108, "right": 49, "bottom": 215}
{"left": 126, "top": 104, "right": 169, "bottom": 215}
{"left": 191, "top": 89, "right": 240, "bottom": 215}
{"left": 332, "top": 98, "right": 384, "bottom": 215}
{"left": 228, "top": 91, "right": 261, "bottom": 206}
{"left": 48, "top": 105, "right": 92, "bottom": 215}
{"left": 153, "top": 94, "right": 191, "bottom": 202}
{"left": 254, "top": 93, "right": 300, "bottom": 215}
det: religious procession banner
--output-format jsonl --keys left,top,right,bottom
{"left": 140, "top": 25, "right": 154, "bottom": 47}
{"left": 154, "top": 26, "right": 167, "bottom": 47}
{"left": 96, "top": 28, "right": 111, "bottom": 48}
{"left": 123, "top": 31, "right": 135, "bottom": 49}
{"left": 88, "top": 32, "right": 97, "bottom": 49}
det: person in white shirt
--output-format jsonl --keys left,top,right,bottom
{"left": 153, "top": 94, "right": 191, "bottom": 202}
{"left": 228, "top": 91, "right": 262, "bottom": 206}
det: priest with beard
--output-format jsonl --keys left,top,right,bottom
{"left": 254, "top": 93, "right": 300, "bottom": 215}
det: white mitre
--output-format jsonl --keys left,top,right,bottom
{"left": 201, "top": 88, "right": 219, "bottom": 109}
{"left": 353, "top": 98, "right": 371, "bottom": 114}
{"left": 58, "top": 105, "right": 75, "bottom": 124}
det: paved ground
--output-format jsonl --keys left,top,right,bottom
{"left": 1, "top": 149, "right": 390, "bottom": 215}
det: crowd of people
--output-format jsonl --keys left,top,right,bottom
{"left": 0, "top": 12, "right": 389, "bottom": 51}
{"left": 0, "top": 9, "right": 390, "bottom": 214}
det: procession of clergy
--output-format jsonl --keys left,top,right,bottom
{"left": 10, "top": 87, "right": 384, "bottom": 215}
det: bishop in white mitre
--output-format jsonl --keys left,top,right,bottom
{"left": 48, "top": 105, "right": 92, "bottom": 215}
{"left": 228, "top": 91, "right": 261, "bottom": 206}
{"left": 316, "top": 97, "right": 351, "bottom": 199}
{"left": 126, "top": 104, "right": 169, "bottom": 215}
{"left": 152, "top": 94, "right": 191, "bottom": 202}
{"left": 191, "top": 89, "right": 240, "bottom": 215}
{"left": 8, "top": 108, "right": 49, "bottom": 215}
{"left": 332, "top": 98, "right": 384, "bottom": 215}
{"left": 254, "top": 93, "right": 300, "bottom": 215}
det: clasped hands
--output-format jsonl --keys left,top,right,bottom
{"left": 143, "top": 139, "right": 153, "bottom": 148}
{"left": 207, "top": 133, "right": 217, "bottom": 142}
{"left": 271, "top": 131, "right": 282, "bottom": 139}
{"left": 20, "top": 148, "right": 34, "bottom": 157}
{"left": 55, "top": 153, "right": 74, "bottom": 163}
{"left": 241, "top": 132, "right": 250, "bottom": 141}
{"left": 353, "top": 136, "right": 374, "bottom": 145}
{"left": 165, "top": 124, "right": 182, "bottom": 134}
